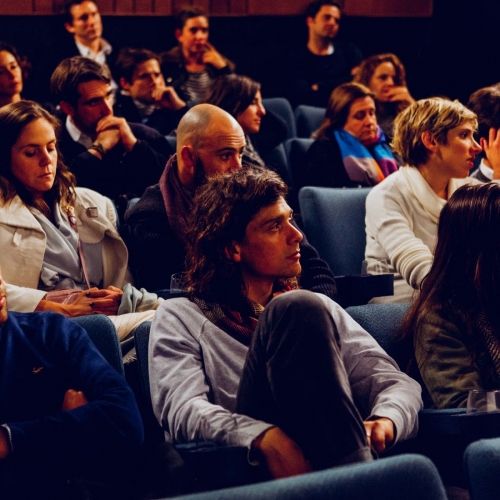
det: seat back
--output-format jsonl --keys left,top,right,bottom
{"left": 294, "top": 105, "right": 325, "bottom": 138}
{"left": 177, "top": 454, "right": 447, "bottom": 500}
{"left": 284, "top": 137, "right": 314, "bottom": 190}
{"left": 72, "top": 314, "right": 123, "bottom": 375}
{"left": 263, "top": 97, "right": 297, "bottom": 139}
{"left": 346, "top": 303, "right": 410, "bottom": 368}
{"left": 299, "top": 186, "right": 370, "bottom": 276}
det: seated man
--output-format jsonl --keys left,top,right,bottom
{"left": 467, "top": 83, "right": 500, "bottom": 182}
{"left": 149, "top": 168, "right": 422, "bottom": 478}
{"left": 115, "top": 47, "right": 187, "bottom": 136}
{"left": 50, "top": 56, "right": 172, "bottom": 212}
{"left": 160, "top": 6, "right": 235, "bottom": 105}
{"left": 0, "top": 267, "right": 143, "bottom": 498}
{"left": 122, "top": 103, "right": 336, "bottom": 297}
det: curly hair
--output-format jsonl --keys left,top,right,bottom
{"left": 185, "top": 167, "right": 287, "bottom": 306}
{"left": 355, "top": 53, "right": 407, "bottom": 90}
{"left": 0, "top": 100, "right": 76, "bottom": 213}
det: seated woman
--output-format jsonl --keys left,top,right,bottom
{"left": 304, "top": 82, "right": 398, "bottom": 189}
{"left": 365, "top": 97, "right": 491, "bottom": 303}
{"left": 0, "top": 42, "right": 27, "bottom": 108}
{"left": 354, "top": 53, "right": 415, "bottom": 140}
{"left": 205, "top": 74, "right": 287, "bottom": 170}
{"left": 0, "top": 100, "right": 159, "bottom": 339}
{"left": 403, "top": 183, "right": 500, "bottom": 408}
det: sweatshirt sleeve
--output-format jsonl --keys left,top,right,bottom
{"left": 149, "top": 301, "right": 273, "bottom": 448}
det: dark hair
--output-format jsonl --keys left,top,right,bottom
{"left": 186, "top": 167, "right": 287, "bottom": 305}
{"left": 0, "top": 41, "right": 31, "bottom": 84}
{"left": 305, "top": 0, "right": 343, "bottom": 19}
{"left": 0, "top": 100, "right": 76, "bottom": 213}
{"left": 174, "top": 6, "right": 208, "bottom": 30}
{"left": 50, "top": 56, "right": 110, "bottom": 105}
{"left": 314, "top": 82, "right": 374, "bottom": 139}
{"left": 467, "top": 84, "right": 500, "bottom": 140}
{"left": 403, "top": 183, "right": 500, "bottom": 338}
{"left": 206, "top": 74, "right": 260, "bottom": 118}
{"left": 115, "top": 47, "right": 160, "bottom": 83}
{"left": 62, "top": 0, "right": 96, "bottom": 24}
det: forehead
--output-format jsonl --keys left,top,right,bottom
{"left": 349, "top": 96, "right": 375, "bottom": 113}
{"left": 448, "top": 121, "right": 476, "bottom": 134}
{"left": 315, "top": 5, "right": 341, "bottom": 20}
{"left": 249, "top": 197, "right": 289, "bottom": 227}
{"left": 16, "top": 118, "right": 56, "bottom": 143}
{"left": 0, "top": 50, "right": 17, "bottom": 66}
{"left": 77, "top": 79, "right": 111, "bottom": 100}
{"left": 374, "top": 61, "right": 396, "bottom": 75}
{"left": 183, "top": 16, "right": 209, "bottom": 31}
{"left": 199, "top": 119, "right": 245, "bottom": 151}
{"left": 70, "top": 1, "right": 99, "bottom": 18}
{"left": 134, "top": 59, "right": 161, "bottom": 75}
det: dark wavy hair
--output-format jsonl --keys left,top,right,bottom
{"left": 403, "top": 183, "right": 500, "bottom": 339}
{"left": 185, "top": 167, "right": 287, "bottom": 306}
{"left": 0, "top": 100, "right": 76, "bottom": 214}
{"left": 313, "top": 82, "right": 374, "bottom": 139}
{"left": 206, "top": 74, "right": 260, "bottom": 119}
{"left": 0, "top": 41, "right": 31, "bottom": 88}
{"left": 467, "top": 84, "right": 500, "bottom": 141}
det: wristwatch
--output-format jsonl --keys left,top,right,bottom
{"left": 88, "top": 142, "right": 106, "bottom": 158}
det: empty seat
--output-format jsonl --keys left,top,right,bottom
{"left": 294, "top": 105, "right": 325, "bottom": 138}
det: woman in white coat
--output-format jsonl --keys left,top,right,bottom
{"left": 0, "top": 100, "right": 158, "bottom": 338}
{"left": 364, "top": 97, "right": 499, "bottom": 303}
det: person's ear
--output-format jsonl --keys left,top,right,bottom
{"left": 59, "top": 100, "right": 75, "bottom": 118}
{"left": 175, "top": 28, "right": 182, "bottom": 41}
{"left": 64, "top": 22, "right": 76, "bottom": 35}
{"left": 224, "top": 242, "right": 241, "bottom": 263}
{"left": 178, "top": 145, "right": 197, "bottom": 186}
{"left": 119, "top": 77, "right": 131, "bottom": 92}
{"left": 421, "top": 131, "right": 439, "bottom": 152}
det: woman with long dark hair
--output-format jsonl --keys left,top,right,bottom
{"left": 0, "top": 42, "right": 28, "bottom": 108}
{"left": 404, "top": 183, "right": 500, "bottom": 408}
{"left": 0, "top": 100, "right": 158, "bottom": 339}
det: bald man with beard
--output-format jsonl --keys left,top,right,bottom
{"left": 122, "top": 103, "right": 337, "bottom": 297}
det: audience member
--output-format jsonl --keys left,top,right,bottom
{"left": 286, "top": 0, "right": 362, "bottom": 107}
{"left": 354, "top": 53, "right": 415, "bottom": 140}
{"left": 206, "top": 74, "right": 287, "bottom": 169}
{"left": 115, "top": 47, "right": 187, "bottom": 135}
{"left": 304, "top": 82, "right": 398, "bottom": 189}
{"left": 467, "top": 83, "right": 500, "bottom": 182}
{"left": 0, "top": 100, "right": 161, "bottom": 340}
{"left": 149, "top": 168, "right": 422, "bottom": 478}
{"left": 0, "top": 42, "right": 27, "bottom": 107}
{"left": 365, "top": 97, "right": 489, "bottom": 303}
{"left": 0, "top": 266, "right": 143, "bottom": 499}
{"left": 123, "top": 104, "right": 337, "bottom": 296}
{"left": 50, "top": 56, "right": 171, "bottom": 212}
{"left": 161, "top": 6, "right": 235, "bottom": 105}
{"left": 403, "top": 183, "right": 500, "bottom": 408}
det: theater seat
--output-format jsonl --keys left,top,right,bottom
{"left": 263, "top": 98, "right": 297, "bottom": 139}
{"left": 294, "top": 105, "right": 325, "bottom": 138}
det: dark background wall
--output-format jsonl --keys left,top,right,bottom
{"left": 0, "top": 0, "right": 498, "bottom": 105}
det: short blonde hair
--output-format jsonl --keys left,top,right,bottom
{"left": 392, "top": 97, "right": 477, "bottom": 166}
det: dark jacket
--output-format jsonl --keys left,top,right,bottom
{"left": 58, "top": 121, "right": 172, "bottom": 209}
{"left": 0, "top": 311, "right": 143, "bottom": 497}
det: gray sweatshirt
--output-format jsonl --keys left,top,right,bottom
{"left": 149, "top": 292, "right": 422, "bottom": 449}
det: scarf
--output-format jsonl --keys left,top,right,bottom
{"left": 159, "top": 155, "right": 195, "bottom": 244}
{"left": 334, "top": 127, "right": 398, "bottom": 185}
{"left": 192, "top": 279, "right": 299, "bottom": 346}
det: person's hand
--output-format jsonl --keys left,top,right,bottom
{"left": 364, "top": 417, "right": 395, "bottom": 454}
{"left": 383, "top": 86, "right": 414, "bottom": 106}
{"left": 35, "top": 287, "right": 123, "bottom": 317}
{"left": 96, "top": 116, "right": 138, "bottom": 152}
{"left": 0, "top": 427, "right": 11, "bottom": 459}
{"left": 202, "top": 42, "right": 228, "bottom": 70}
{"left": 62, "top": 389, "right": 88, "bottom": 411}
{"left": 482, "top": 127, "right": 500, "bottom": 179}
{"left": 152, "top": 85, "right": 186, "bottom": 110}
{"left": 252, "top": 427, "right": 311, "bottom": 478}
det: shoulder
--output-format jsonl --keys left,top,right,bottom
{"left": 366, "top": 169, "right": 404, "bottom": 201}
{"left": 160, "top": 46, "right": 183, "bottom": 65}
{"left": 129, "top": 122, "right": 165, "bottom": 140}
{"left": 75, "top": 187, "right": 114, "bottom": 210}
{"left": 124, "top": 184, "right": 164, "bottom": 221}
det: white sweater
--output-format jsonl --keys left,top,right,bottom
{"left": 365, "top": 167, "right": 475, "bottom": 303}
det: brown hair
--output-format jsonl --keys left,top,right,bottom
{"left": 314, "top": 82, "right": 374, "bottom": 139}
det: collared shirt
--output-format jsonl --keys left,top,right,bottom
{"left": 75, "top": 37, "right": 112, "bottom": 66}
{"left": 66, "top": 115, "right": 93, "bottom": 149}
